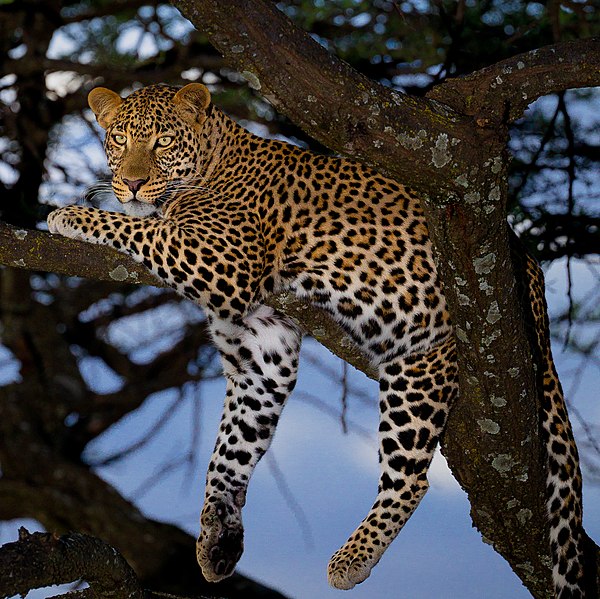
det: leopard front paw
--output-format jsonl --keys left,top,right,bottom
{"left": 47, "top": 207, "right": 85, "bottom": 240}
{"left": 196, "top": 499, "right": 244, "bottom": 582}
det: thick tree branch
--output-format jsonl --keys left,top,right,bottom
{"left": 0, "top": 222, "right": 157, "bottom": 285}
{"left": 172, "top": 1, "right": 600, "bottom": 207}
{"left": 427, "top": 37, "right": 600, "bottom": 124}
{"left": 0, "top": 222, "right": 375, "bottom": 377}
{"left": 172, "top": 0, "right": 478, "bottom": 204}
{"left": 0, "top": 528, "right": 144, "bottom": 599}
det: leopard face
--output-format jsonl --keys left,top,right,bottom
{"left": 89, "top": 83, "right": 211, "bottom": 208}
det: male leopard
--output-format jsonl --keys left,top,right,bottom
{"left": 48, "top": 83, "right": 587, "bottom": 597}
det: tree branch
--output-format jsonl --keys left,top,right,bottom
{"left": 0, "top": 222, "right": 375, "bottom": 377}
{"left": 0, "top": 523, "right": 268, "bottom": 599}
{"left": 0, "top": 528, "right": 144, "bottom": 599}
{"left": 172, "top": 1, "right": 600, "bottom": 206}
{"left": 0, "top": 222, "right": 158, "bottom": 285}
{"left": 427, "top": 37, "right": 600, "bottom": 124}
{"left": 4, "top": 54, "right": 225, "bottom": 84}
{"left": 172, "top": 0, "right": 478, "bottom": 204}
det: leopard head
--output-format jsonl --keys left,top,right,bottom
{"left": 88, "top": 83, "right": 211, "bottom": 209}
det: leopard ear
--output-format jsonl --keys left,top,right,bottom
{"left": 88, "top": 87, "right": 123, "bottom": 129}
{"left": 172, "top": 83, "right": 211, "bottom": 125}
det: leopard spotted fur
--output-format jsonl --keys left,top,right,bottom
{"left": 48, "top": 83, "right": 587, "bottom": 597}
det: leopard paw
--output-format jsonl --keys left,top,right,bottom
{"left": 47, "top": 208, "right": 66, "bottom": 235}
{"left": 196, "top": 499, "right": 244, "bottom": 582}
{"left": 327, "top": 544, "right": 380, "bottom": 590}
{"left": 47, "top": 207, "right": 85, "bottom": 239}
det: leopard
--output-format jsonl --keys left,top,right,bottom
{"left": 47, "top": 83, "right": 588, "bottom": 597}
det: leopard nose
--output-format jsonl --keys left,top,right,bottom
{"left": 123, "top": 177, "right": 148, "bottom": 193}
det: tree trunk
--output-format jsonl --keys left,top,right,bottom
{"left": 0, "top": 1, "right": 599, "bottom": 594}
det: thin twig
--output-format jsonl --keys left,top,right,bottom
{"left": 264, "top": 453, "right": 313, "bottom": 549}
{"left": 294, "top": 390, "right": 375, "bottom": 444}
{"left": 339, "top": 360, "right": 349, "bottom": 434}
{"left": 183, "top": 381, "right": 203, "bottom": 492}
{"left": 512, "top": 97, "right": 562, "bottom": 201}
{"left": 88, "top": 391, "right": 184, "bottom": 467}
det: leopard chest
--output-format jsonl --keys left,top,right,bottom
{"left": 277, "top": 207, "right": 451, "bottom": 363}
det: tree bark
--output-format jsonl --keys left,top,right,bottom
{"left": 1, "top": 2, "right": 598, "bottom": 595}
{"left": 124, "top": 2, "right": 600, "bottom": 595}
{"left": 0, "top": 221, "right": 376, "bottom": 376}
{"left": 0, "top": 529, "right": 144, "bottom": 599}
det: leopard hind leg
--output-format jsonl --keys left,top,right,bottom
{"left": 328, "top": 336, "right": 458, "bottom": 589}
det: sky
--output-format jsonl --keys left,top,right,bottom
{"left": 3, "top": 257, "right": 595, "bottom": 599}
{"left": 2, "top": 12, "right": 599, "bottom": 598}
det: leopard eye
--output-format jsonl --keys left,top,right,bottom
{"left": 112, "top": 133, "right": 127, "bottom": 145}
{"left": 155, "top": 135, "right": 174, "bottom": 148}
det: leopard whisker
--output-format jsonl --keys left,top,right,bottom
{"left": 81, "top": 181, "right": 115, "bottom": 208}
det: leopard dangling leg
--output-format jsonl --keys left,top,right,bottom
{"left": 328, "top": 336, "right": 458, "bottom": 590}
{"left": 197, "top": 305, "right": 302, "bottom": 582}
{"left": 47, "top": 206, "right": 300, "bottom": 582}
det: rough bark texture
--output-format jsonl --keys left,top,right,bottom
{"left": 0, "top": 223, "right": 155, "bottom": 285}
{"left": 0, "top": 528, "right": 253, "bottom": 599}
{"left": 0, "top": 529, "right": 144, "bottom": 599}
{"left": 0, "top": 1, "right": 598, "bottom": 596}
{"left": 426, "top": 39, "right": 600, "bottom": 123}
{"left": 168, "top": 3, "right": 600, "bottom": 595}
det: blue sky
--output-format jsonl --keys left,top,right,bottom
{"left": 1, "top": 18, "right": 598, "bottom": 594}
{"left": 25, "top": 256, "right": 592, "bottom": 599}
